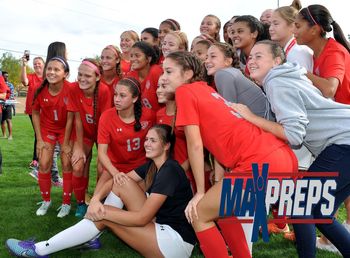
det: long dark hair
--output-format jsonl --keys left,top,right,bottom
{"left": 43, "top": 41, "right": 67, "bottom": 79}
{"left": 145, "top": 124, "right": 174, "bottom": 190}
{"left": 33, "top": 57, "right": 70, "bottom": 102}
{"left": 298, "top": 5, "right": 350, "bottom": 53}
{"left": 117, "top": 77, "right": 142, "bottom": 131}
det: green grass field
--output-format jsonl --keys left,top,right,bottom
{"left": 0, "top": 115, "right": 343, "bottom": 257}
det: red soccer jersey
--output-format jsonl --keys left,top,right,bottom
{"left": 32, "top": 80, "right": 72, "bottom": 132}
{"left": 121, "top": 59, "right": 131, "bottom": 76}
{"left": 156, "top": 107, "right": 188, "bottom": 164}
{"left": 314, "top": 38, "right": 350, "bottom": 104}
{"left": 68, "top": 82, "right": 112, "bottom": 143}
{"left": 25, "top": 73, "right": 43, "bottom": 115}
{"left": 127, "top": 64, "right": 163, "bottom": 112}
{"left": 0, "top": 76, "right": 8, "bottom": 114}
{"left": 98, "top": 107, "right": 155, "bottom": 172}
{"left": 175, "top": 81, "right": 286, "bottom": 172}
{"left": 100, "top": 75, "right": 120, "bottom": 106}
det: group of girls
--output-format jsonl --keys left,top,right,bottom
{"left": 5, "top": 2, "right": 350, "bottom": 258}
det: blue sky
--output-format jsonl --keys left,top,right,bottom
{"left": 0, "top": 0, "right": 348, "bottom": 80}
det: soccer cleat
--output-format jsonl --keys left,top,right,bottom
{"left": 267, "top": 223, "right": 290, "bottom": 234}
{"left": 5, "top": 238, "right": 49, "bottom": 257}
{"left": 75, "top": 203, "right": 88, "bottom": 218}
{"left": 29, "top": 160, "right": 39, "bottom": 169}
{"left": 76, "top": 238, "right": 102, "bottom": 251}
{"left": 51, "top": 173, "right": 63, "bottom": 187}
{"left": 36, "top": 201, "right": 51, "bottom": 216}
{"left": 57, "top": 204, "right": 71, "bottom": 218}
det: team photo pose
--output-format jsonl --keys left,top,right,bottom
{"left": 6, "top": 124, "right": 196, "bottom": 258}
{"left": 31, "top": 57, "right": 73, "bottom": 218}
{"left": 233, "top": 40, "right": 350, "bottom": 258}
{"left": 161, "top": 51, "right": 297, "bottom": 258}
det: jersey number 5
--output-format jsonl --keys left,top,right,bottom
{"left": 126, "top": 138, "right": 141, "bottom": 152}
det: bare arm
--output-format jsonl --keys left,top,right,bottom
{"left": 20, "top": 57, "right": 29, "bottom": 86}
{"left": 306, "top": 72, "right": 339, "bottom": 99}
{"left": 97, "top": 143, "right": 120, "bottom": 177}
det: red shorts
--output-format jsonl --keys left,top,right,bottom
{"left": 41, "top": 128, "right": 66, "bottom": 145}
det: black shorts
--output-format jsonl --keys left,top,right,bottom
{"left": 1, "top": 105, "right": 12, "bottom": 121}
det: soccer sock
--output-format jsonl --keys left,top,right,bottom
{"left": 38, "top": 172, "right": 51, "bottom": 201}
{"left": 35, "top": 219, "right": 100, "bottom": 255}
{"left": 62, "top": 172, "right": 72, "bottom": 205}
{"left": 104, "top": 191, "right": 124, "bottom": 208}
{"left": 196, "top": 226, "right": 229, "bottom": 258}
{"left": 72, "top": 174, "right": 85, "bottom": 204}
{"left": 218, "top": 218, "right": 251, "bottom": 258}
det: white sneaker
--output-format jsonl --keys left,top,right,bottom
{"left": 316, "top": 237, "right": 340, "bottom": 254}
{"left": 36, "top": 201, "right": 51, "bottom": 216}
{"left": 57, "top": 204, "right": 71, "bottom": 218}
{"left": 343, "top": 221, "right": 350, "bottom": 233}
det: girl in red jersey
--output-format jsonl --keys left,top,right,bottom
{"left": 32, "top": 57, "right": 73, "bottom": 218}
{"left": 100, "top": 45, "right": 122, "bottom": 105}
{"left": 127, "top": 41, "right": 163, "bottom": 112}
{"left": 97, "top": 77, "right": 155, "bottom": 187}
{"left": 294, "top": 5, "right": 350, "bottom": 105}
{"left": 161, "top": 51, "right": 297, "bottom": 258}
{"left": 66, "top": 58, "right": 111, "bottom": 218}
{"left": 199, "top": 14, "right": 221, "bottom": 42}
{"left": 20, "top": 56, "right": 45, "bottom": 169}
{"left": 120, "top": 30, "right": 140, "bottom": 76}
{"left": 156, "top": 77, "right": 212, "bottom": 193}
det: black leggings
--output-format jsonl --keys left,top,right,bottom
{"left": 29, "top": 115, "right": 38, "bottom": 161}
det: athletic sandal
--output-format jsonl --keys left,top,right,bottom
{"left": 36, "top": 201, "right": 51, "bottom": 216}
{"left": 57, "top": 204, "right": 71, "bottom": 218}
{"left": 5, "top": 238, "right": 49, "bottom": 258}
{"left": 316, "top": 237, "right": 340, "bottom": 254}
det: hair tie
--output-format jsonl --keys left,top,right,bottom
{"left": 81, "top": 60, "right": 101, "bottom": 76}
{"left": 123, "top": 77, "right": 140, "bottom": 94}
{"left": 49, "top": 57, "right": 67, "bottom": 69}
{"left": 306, "top": 6, "right": 318, "bottom": 25}
{"left": 104, "top": 45, "right": 120, "bottom": 58}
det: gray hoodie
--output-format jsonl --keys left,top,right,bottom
{"left": 263, "top": 62, "right": 350, "bottom": 157}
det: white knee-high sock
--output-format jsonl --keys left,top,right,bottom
{"left": 104, "top": 191, "right": 123, "bottom": 208}
{"left": 35, "top": 219, "right": 100, "bottom": 255}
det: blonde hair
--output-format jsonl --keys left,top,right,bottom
{"left": 121, "top": 30, "right": 140, "bottom": 42}
{"left": 166, "top": 31, "right": 189, "bottom": 51}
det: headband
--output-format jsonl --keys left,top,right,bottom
{"left": 81, "top": 60, "right": 101, "bottom": 76}
{"left": 123, "top": 77, "right": 140, "bottom": 94}
{"left": 50, "top": 57, "right": 67, "bottom": 69}
{"left": 306, "top": 7, "right": 318, "bottom": 25}
{"left": 164, "top": 19, "right": 180, "bottom": 30}
{"left": 104, "top": 45, "right": 120, "bottom": 58}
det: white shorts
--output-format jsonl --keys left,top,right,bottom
{"left": 155, "top": 223, "right": 194, "bottom": 258}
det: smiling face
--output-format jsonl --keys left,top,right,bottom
{"left": 192, "top": 42, "right": 209, "bottom": 63}
{"left": 101, "top": 48, "right": 118, "bottom": 72}
{"left": 120, "top": 32, "right": 136, "bottom": 53}
{"left": 162, "top": 33, "right": 181, "bottom": 57}
{"left": 113, "top": 83, "right": 137, "bottom": 111}
{"left": 200, "top": 16, "right": 219, "bottom": 39}
{"left": 144, "top": 128, "right": 168, "bottom": 160}
{"left": 33, "top": 58, "right": 44, "bottom": 76}
{"left": 230, "top": 21, "right": 257, "bottom": 50}
{"left": 205, "top": 45, "right": 232, "bottom": 75}
{"left": 77, "top": 64, "right": 98, "bottom": 91}
{"left": 248, "top": 43, "right": 281, "bottom": 85}
{"left": 130, "top": 47, "right": 150, "bottom": 71}
{"left": 45, "top": 60, "right": 67, "bottom": 84}
{"left": 161, "top": 58, "right": 189, "bottom": 97}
